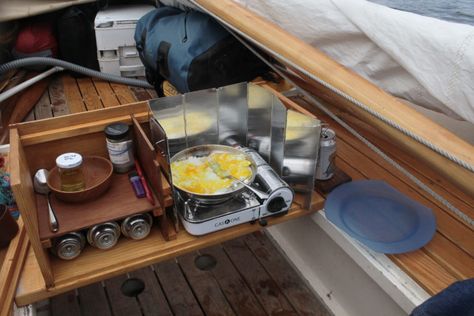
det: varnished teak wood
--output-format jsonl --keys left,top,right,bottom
{"left": 15, "top": 200, "right": 321, "bottom": 306}
{"left": 195, "top": 0, "right": 474, "bottom": 197}
{"left": 37, "top": 173, "right": 162, "bottom": 241}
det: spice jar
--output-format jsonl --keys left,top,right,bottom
{"left": 56, "top": 153, "right": 85, "bottom": 192}
{"left": 105, "top": 122, "right": 135, "bottom": 173}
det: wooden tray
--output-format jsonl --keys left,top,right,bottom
{"left": 37, "top": 173, "right": 161, "bottom": 244}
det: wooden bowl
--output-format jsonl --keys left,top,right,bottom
{"left": 47, "top": 156, "right": 113, "bottom": 203}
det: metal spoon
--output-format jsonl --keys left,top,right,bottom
{"left": 33, "top": 169, "right": 59, "bottom": 233}
{"left": 208, "top": 159, "right": 269, "bottom": 200}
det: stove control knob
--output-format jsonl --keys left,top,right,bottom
{"left": 267, "top": 197, "right": 287, "bottom": 213}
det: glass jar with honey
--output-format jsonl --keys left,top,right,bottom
{"left": 56, "top": 153, "right": 86, "bottom": 192}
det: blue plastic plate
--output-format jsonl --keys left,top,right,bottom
{"left": 325, "top": 180, "right": 436, "bottom": 254}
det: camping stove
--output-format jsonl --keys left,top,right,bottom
{"left": 178, "top": 148, "right": 294, "bottom": 235}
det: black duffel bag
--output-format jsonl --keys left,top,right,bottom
{"left": 135, "top": 7, "right": 268, "bottom": 94}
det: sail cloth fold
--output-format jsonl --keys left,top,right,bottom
{"left": 228, "top": 0, "right": 474, "bottom": 124}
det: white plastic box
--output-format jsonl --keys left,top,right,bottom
{"left": 94, "top": 5, "right": 155, "bottom": 77}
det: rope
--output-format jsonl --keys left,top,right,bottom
{"left": 215, "top": 21, "right": 474, "bottom": 227}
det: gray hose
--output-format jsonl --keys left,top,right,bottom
{"left": 0, "top": 57, "right": 154, "bottom": 89}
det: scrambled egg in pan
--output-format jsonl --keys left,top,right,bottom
{"left": 171, "top": 152, "right": 252, "bottom": 194}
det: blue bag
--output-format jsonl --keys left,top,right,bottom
{"left": 135, "top": 7, "right": 267, "bottom": 93}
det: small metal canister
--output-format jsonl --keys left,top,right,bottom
{"left": 315, "top": 128, "right": 336, "bottom": 180}
{"left": 121, "top": 213, "right": 153, "bottom": 240}
{"left": 51, "top": 232, "right": 86, "bottom": 260}
{"left": 87, "top": 222, "right": 121, "bottom": 250}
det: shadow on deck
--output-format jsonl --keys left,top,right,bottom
{"left": 38, "top": 232, "right": 331, "bottom": 316}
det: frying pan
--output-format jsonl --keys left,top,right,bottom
{"left": 170, "top": 144, "right": 257, "bottom": 204}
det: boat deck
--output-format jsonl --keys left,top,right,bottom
{"left": 1, "top": 72, "right": 473, "bottom": 313}
{"left": 32, "top": 232, "right": 329, "bottom": 316}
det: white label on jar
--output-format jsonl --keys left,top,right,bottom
{"left": 106, "top": 139, "right": 133, "bottom": 164}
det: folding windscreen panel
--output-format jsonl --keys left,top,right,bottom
{"left": 148, "top": 82, "right": 321, "bottom": 209}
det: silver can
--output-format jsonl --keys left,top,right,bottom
{"left": 87, "top": 222, "right": 121, "bottom": 250}
{"left": 52, "top": 232, "right": 85, "bottom": 260}
{"left": 121, "top": 213, "right": 153, "bottom": 240}
{"left": 315, "top": 128, "right": 336, "bottom": 180}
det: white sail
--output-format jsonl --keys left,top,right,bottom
{"left": 233, "top": 0, "right": 474, "bottom": 124}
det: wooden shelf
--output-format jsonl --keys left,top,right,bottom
{"left": 15, "top": 194, "right": 323, "bottom": 306}
{"left": 37, "top": 173, "right": 162, "bottom": 243}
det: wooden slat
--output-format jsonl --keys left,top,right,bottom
{"left": 0, "top": 219, "right": 29, "bottom": 316}
{"left": 77, "top": 282, "right": 113, "bottom": 316}
{"left": 49, "top": 76, "right": 70, "bottom": 117}
{"left": 422, "top": 233, "right": 474, "bottom": 280}
{"left": 129, "top": 267, "right": 173, "bottom": 316}
{"left": 77, "top": 78, "right": 103, "bottom": 111}
{"left": 93, "top": 79, "right": 120, "bottom": 107}
{"left": 50, "top": 291, "right": 81, "bottom": 316}
{"left": 177, "top": 252, "right": 236, "bottom": 316}
{"left": 15, "top": 101, "right": 148, "bottom": 139}
{"left": 62, "top": 76, "right": 86, "bottom": 113}
{"left": 390, "top": 251, "right": 457, "bottom": 295}
{"left": 24, "top": 110, "right": 35, "bottom": 122}
{"left": 110, "top": 83, "right": 137, "bottom": 105}
{"left": 147, "top": 89, "right": 158, "bottom": 99}
{"left": 10, "top": 128, "right": 54, "bottom": 287}
{"left": 130, "top": 86, "right": 152, "bottom": 102}
{"left": 154, "top": 259, "right": 204, "bottom": 316}
{"left": 104, "top": 275, "right": 142, "bottom": 316}
{"left": 33, "top": 91, "right": 52, "bottom": 120}
{"left": 245, "top": 232, "right": 331, "bottom": 316}
{"left": 223, "top": 238, "right": 297, "bottom": 315}
{"left": 16, "top": 201, "right": 322, "bottom": 306}
{"left": 6, "top": 75, "right": 50, "bottom": 125}
{"left": 200, "top": 245, "right": 267, "bottom": 316}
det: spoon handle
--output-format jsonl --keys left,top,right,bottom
{"left": 47, "top": 193, "right": 59, "bottom": 233}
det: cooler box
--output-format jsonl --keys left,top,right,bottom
{"left": 94, "top": 5, "right": 155, "bottom": 77}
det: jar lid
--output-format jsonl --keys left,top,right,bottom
{"left": 56, "top": 153, "right": 83, "bottom": 169}
{"left": 105, "top": 122, "right": 130, "bottom": 140}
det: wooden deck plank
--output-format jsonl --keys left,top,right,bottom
{"left": 49, "top": 76, "right": 70, "bottom": 117}
{"left": 104, "top": 275, "right": 142, "bottom": 316}
{"left": 245, "top": 232, "right": 331, "bottom": 316}
{"left": 154, "top": 259, "right": 204, "bottom": 316}
{"left": 390, "top": 251, "right": 457, "bottom": 295}
{"left": 93, "top": 79, "right": 121, "bottom": 107}
{"left": 110, "top": 83, "right": 137, "bottom": 105}
{"left": 130, "top": 86, "right": 152, "bottom": 102}
{"left": 223, "top": 238, "right": 298, "bottom": 316}
{"left": 50, "top": 291, "right": 81, "bottom": 316}
{"left": 77, "top": 282, "right": 113, "bottom": 316}
{"left": 33, "top": 91, "right": 52, "bottom": 120}
{"left": 147, "top": 88, "right": 158, "bottom": 99}
{"left": 422, "top": 233, "right": 474, "bottom": 280}
{"left": 24, "top": 110, "right": 35, "bottom": 122}
{"left": 77, "top": 78, "right": 103, "bottom": 111}
{"left": 177, "top": 252, "right": 236, "bottom": 316}
{"left": 201, "top": 245, "right": 267, "bottom": 316}
{"left": 62, "top": 76, "right": 86, "bottom": 113}
{"left": 129, "top": 267, "right": 173, "bottom": 316}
